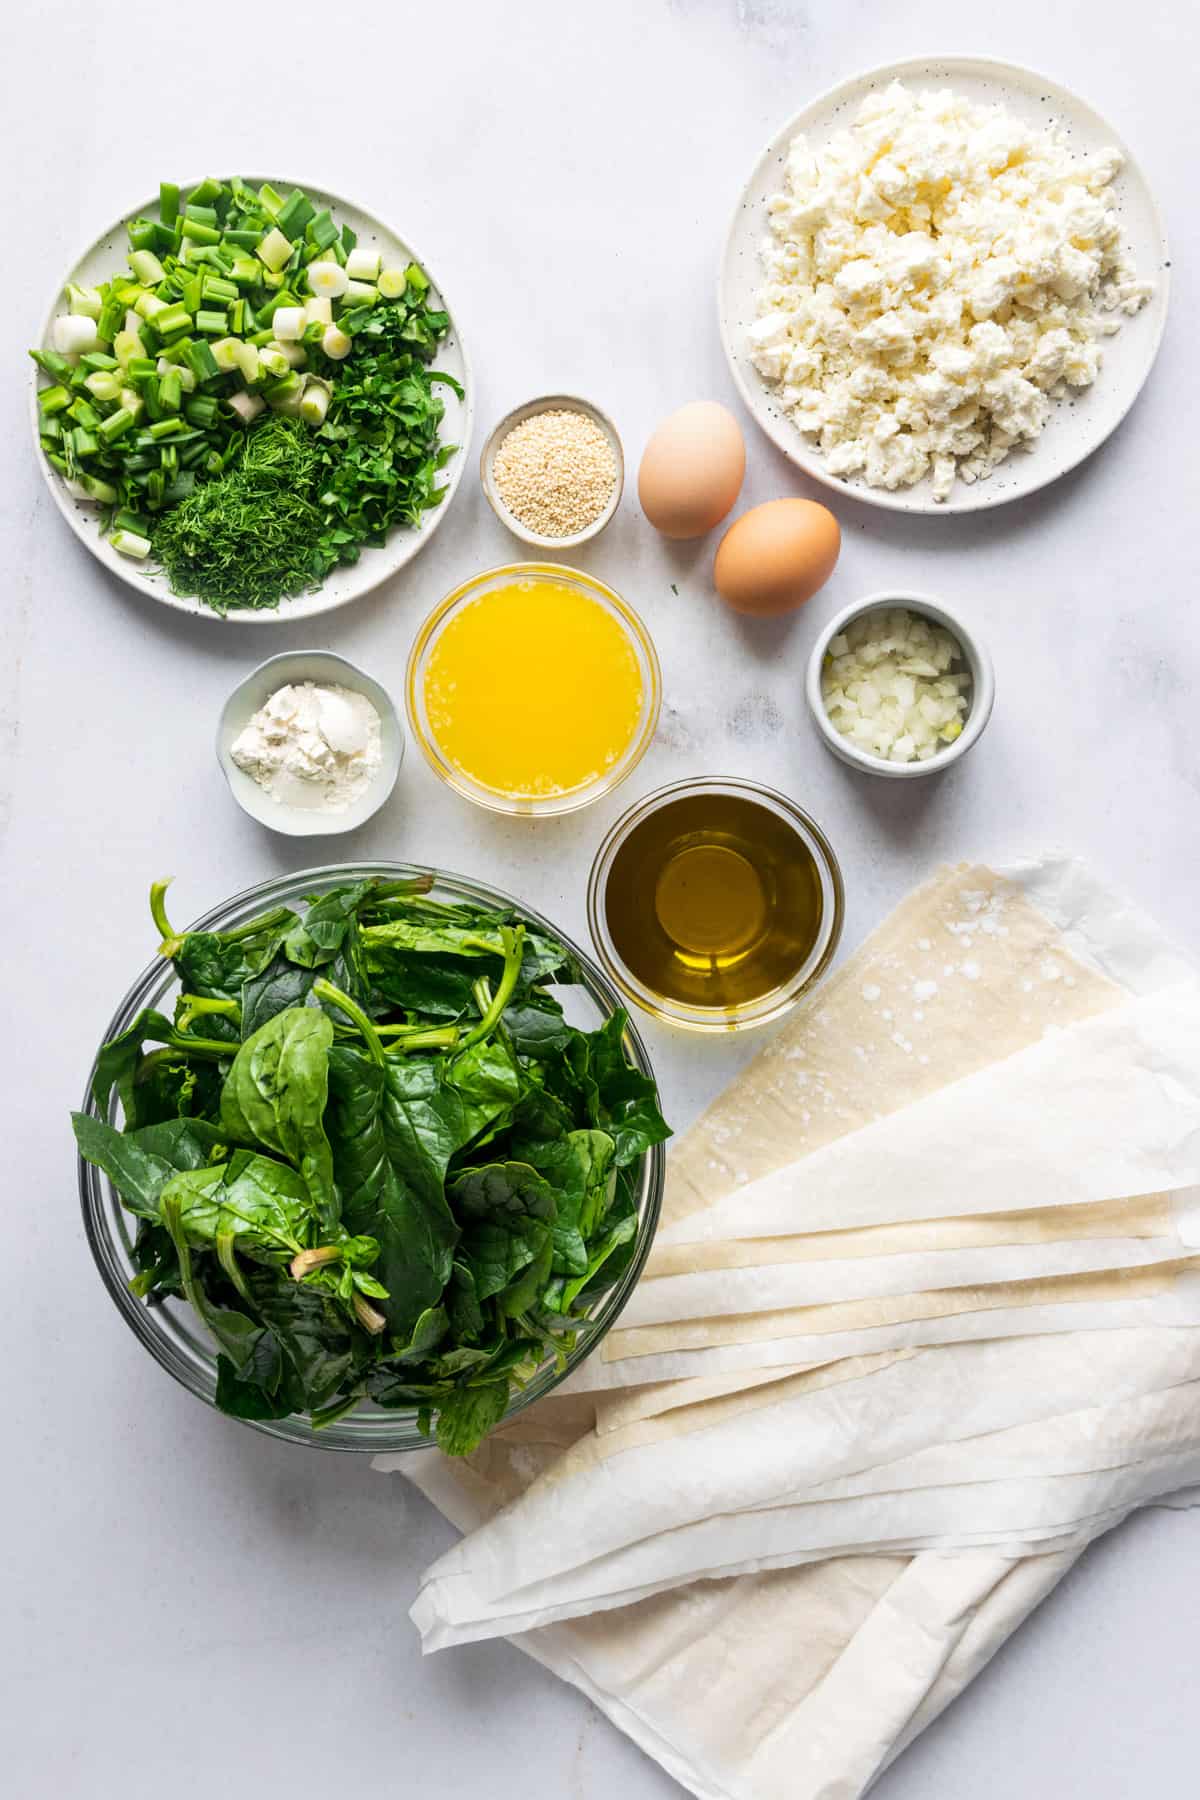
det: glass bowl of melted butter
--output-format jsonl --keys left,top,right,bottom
{"left": 588, "top": 777, "right": 845, "bottom": 1031}
{"left": 406, "top": 562, "right": 661, "bottom": 816}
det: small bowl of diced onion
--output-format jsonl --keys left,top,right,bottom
{"left": 805, "top": 592, "right": 994, "bottom": 779}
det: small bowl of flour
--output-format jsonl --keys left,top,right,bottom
{"left": 217, "top": 651, "right": 403, "bottom": 835}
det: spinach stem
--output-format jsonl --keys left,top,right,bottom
{"left": 177, "top": 994, "right": 240, "bottom": 1031}
{"left": 457, "top": 925, "right": 524, "bottom": 1054}
{"left": 312, "top": 978, "right": 385, "bottom": 1065}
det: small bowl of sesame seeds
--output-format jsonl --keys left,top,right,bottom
{"left": 481, "top": 394, "right": 624, "bottom": 549}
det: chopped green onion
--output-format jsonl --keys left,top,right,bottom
{"left": 299, "top": 377, "right": 331, "bottom": 426}
{"left": 307, "top": 208, "right": 338, "bottom": 253}
{"left": 196, "top": 309, "right": 228, "bottom": 335}
{"left": 37, "top": 384, "right": 72, "bottom": 414}
{"left": 376, "top": 267, "right": 408, "bottom": 299}
{"left": 232, "top": 340, "right": 259, "bottom": 383}
{"left": 113, "top": 507, "right": 152, "bottom": 535}
{"left": 258, "top": 182, "right": 285, "bottom": 218}
{"left": 201, "top": 274, "right": 238, "bottom": 304}
{"left": 276, "top": 188, "right": 315, "bottom": 239}
{"left": 184, "top": 202, "right": 219, "bottom": 227}
{"left": 113, "top": 328, "right": 144, "bottom": 366}
{"left": 151, "top": 302, "right": 192, "bottom": 338}
{"left": 67, "top": 282, "right": 104, "bottom": 318}
{"left": 181, "top": 339, "right": 220, "bottom": 383}
{"left": 345, "top": 246, "right": 381, "bottom": 282}
{"left": 108, "top": 527, "right": 152, "bottom": 558}
{"left": 129, "top": 248, "right": 166, "bottom": 285}
{"left": 342, "top": 280, "right": 378, "bottom": 306}
{"left": 82, "top": 473, "right": 118, "bottom": 504}
{"left": 53, "top": 314, "right": 101, "bottom": 354}
{"left": 98, "top": 407, "right": 135, "bottom": 443}
{"left": 159, "top": 182, "right": 181, "bottom": 227}
{"left": 256, "top": 227, "right": 293, "bottom": 273}
{"left": 84, "top": 370, "right": 122, "bottom": 404}
{"left": 405, "top": 262, "right": 430, "bottom": 295}
{"left": 181, "top": 217, "right": 221, "bottom": 247}
{"left": 149, "top": 415, "right": 185, "bottom": 439}
{"left": 187, "top": 176, "right": 225, "bottom": 207}
{"left": 97, "top": 296, "right": 125, "bottom": 341}
{"left": 71, "top": 427, "right": 99, "bottom": 457}
{"left": 184, "top": 394, "right": 219, "bottom": 428}
{"left": 223, "top": 227, "right": 261, "bottom": 250}
{"left": 79, "top": 351, "right": 119, "bottom": 372}
{"left": 134, "top": 291, "right": 169, "bottom": 321}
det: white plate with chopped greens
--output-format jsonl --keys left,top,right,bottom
{"left": 29, "top": 175, "right": 472, "bottom": 620}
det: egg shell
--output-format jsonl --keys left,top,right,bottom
{"left": 714, "top": 499, "right": 841, "bottom": 616}
{"left": 638, "top": 401, "right": 746, "bottom": 539}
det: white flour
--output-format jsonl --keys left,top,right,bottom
{"left": 230, "top": 682, "right": 382, "bottom": 813}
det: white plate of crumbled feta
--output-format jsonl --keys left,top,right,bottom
{"left": 720, "top": 57, "right": 1169, "bottom": 513}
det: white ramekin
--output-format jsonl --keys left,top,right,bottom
{"left": 805, "top": 591, "right": 995, "bottom": 779}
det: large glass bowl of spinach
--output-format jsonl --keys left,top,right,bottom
{"left": 76, "top": 864, "right": 668, "bottom": 1454}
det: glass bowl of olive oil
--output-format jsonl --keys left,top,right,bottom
{"left": 587, "top": 777, "right": 845, "bottom": 1032}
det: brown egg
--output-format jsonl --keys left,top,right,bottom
{"left": 713, "top": 499, "right": 841, "bottom": 616}
{"left": 638, "top": 402, "right": 746, "bottom": 539}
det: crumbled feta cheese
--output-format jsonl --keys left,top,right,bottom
{"left": 749, "top": 81, "right": 1152, "bottom": 501}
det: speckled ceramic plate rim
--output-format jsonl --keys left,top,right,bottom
{"left": 719, "top": 55, "right": 1171, "bottom": 515}
{"left": 30, "top": 174, "right": 473, "bottom": 620}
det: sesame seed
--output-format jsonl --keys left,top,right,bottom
{"left": 492, "top": 408, "right": 617, "bottom": 538}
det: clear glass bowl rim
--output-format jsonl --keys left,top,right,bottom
{"left": 586, "top": 775, "right": 846, "bottom": 1032}
{"left": 404, "top": 561, "right": 663, "bottom": 816}
{"left": 78, "top": 861, "right": 666, "bottom": 1453}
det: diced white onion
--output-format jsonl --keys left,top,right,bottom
{"left": 821, "top": 606, "right": 971, "bottom": 763}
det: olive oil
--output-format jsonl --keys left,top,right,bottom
{"left": 602, "top": 789, "right": 825, "bottom": 1013}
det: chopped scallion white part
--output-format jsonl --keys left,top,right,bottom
{"left": 271, "top": 306, "right": 306, "bottom": 342}
{"left": 306, "top": 260, "right": 349, "bottom": 299}
{"left": 299, "top": 377, "right": 332, "bottom": 426}
{"left": 345, "top": 246, "right": 381, "bottom": 281}
{"left": 124, "top": 309, "right": 143, "bottom": 336}
{"left": 321, "top": 324, "right": 352, "bottom": 361}
{"left": 256, "top": 227, "right": 294, "bottom": 273}
{"left": 232, "top": 340, "right": 260, "bottom": 383}
{"left": 67, "top": 283, "right": 103, "bottom": 319}
{"left": 84, "top": 371, "right": 122, "bottom": 403}
{"left": 228, "top": 391, "right": 265, "bottom": 425}
{"left": 156, "top": 356, "right": 197, "bottom": 392}
{"left": 119, "top": 387, "right": 144, "bottom": 423}
{"left": 134, "top": 291, "right": 168, "bottom": 321}
{"left": 52, "top": 314, "right": 100, "bottom": 355}
{"left": 268, "top": 338, "right": 307, "bottom": 368}
{"left": 209, "top": 337, "right": 242, "bottom": 372}
{"left": 376, "top": 268, "right": 407, "bottom": 299}
{"left": 304, "top": 295, "right": 333, "bottom": 326}
{"left": 64, "top": 477, "right": 100, "bottom": 502}
{"left": 343, "top": 280, "right": 378, "bottom": 305}
{"left": 109, "top": 528, "right": 151, "bottom": 559}
{"left": 113, "top": 329, "right": 143, "bottom": 366}
{"left": 258, "top": 347, "right": 291, "bottom": 379}
{"left": 128, "top": 249, "right": 166, "bottom": 286}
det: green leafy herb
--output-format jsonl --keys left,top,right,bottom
{"left": 74, "top": 877, "right": 670, "bottom": 1453}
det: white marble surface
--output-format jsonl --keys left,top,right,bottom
{"left": 5, "top": 2, "right": 1197, "bottom": 1794}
